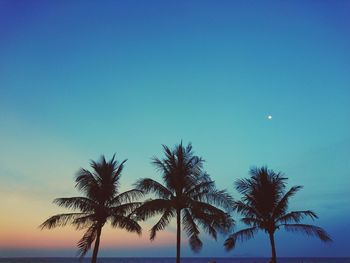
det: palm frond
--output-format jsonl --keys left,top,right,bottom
{"left": 162, "top": 144, "right": 174, "bottom": 162}
{"left": 190, "top": 200, "right": 234, "bottom": 234}
{"left": 185, "top": 180, "right": 215, "bottom": 196}
{"left": 235, "top": 166, "right": 288, "bottom": 221}
{"left": 152, "top": 142, "right": 205, "bottom": 193}
{"left": 196, "top": 211, "right": 233, "bottom": 237}
{"left": 44, "top": 155, "right": 135, "bottom": 259}
{"left": 191, "top": 189, "right": 234, "bottom": 211}
{"left": 241, "top": 216, "right": 263, "bottom": 227}
{"left": 188, "top": 203, "right": 220, "bottom": 239}
{"left": 111, "top": 189, "right": 144, "bottom": 205}
{"left": 152, "top": 156, "right": 171, "bottom": 175}
{"left": 72, "top": 214, "right": 96, "bottom": 230}
{"left": 182, "top": 209, "right": 200, "bottom": 238}
{"left": 75, "top": 169, "right": 99, "bottom": 199}
{"left": 224, "top": 227, "right": 258, "bottom": 251}
{"left": 150, "top": 208, "right": 175, "bottom": 240}
{"left": 249, "top": 166, "right": 287, "bottom": 188}
{"left": 110, "top": 215, "right": 141, "bottom": 235}
{"left": 110, "top": 202, "right": 143, "bottom": 216}
{"left": 185, "top": 155, "right": 204, "bottom": 178}
{"left": 282, "top": 224, "right": 332, "bottom": 242}
{"left": 86, "top": 156, "right": 125, "bottom": 201}
{"left": 273, "top": 186, "right": 303, "bottom": 218}
{"left": 40, "top": 213, "right": 87, "bottom": 229}
{"left": 134, "top": 178, "right": 173, "bottom": 199}
{"left": 276, "top": 210, "right": 317, "bottom": 224}
{"left": 90, "top": 155, "right": 110, "bottom": 183}
{"left": 77, "top": 223, "right": 99, "bottom": 258}
{"left": 233, "top": 200, "right": 260, "bottom": 217}
{"left": 189, "top": 232, "right": 203, "bottom": 253}
{"left": 53, "top": 197, "right": 97, "bottom": 212}
{"left": 190, "top": 200, "right": 224, "bottom": 216}
{"left": 235, "top": 178, "right": 252, "bottom": 195}
{"left": 133, "top": 199, "right": 172, "bottom": 221}
{"left": 112, "top": 159, "right": 127, "bottom": 182}
{"left": 231, "top": 166, "right": 332, "bottom": 253}
{"left": 199, "top": 219, "right": 218, "bottom": 240}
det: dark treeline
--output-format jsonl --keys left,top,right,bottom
{"left": 40, "top": 142, "right": 332, "bottom": 263}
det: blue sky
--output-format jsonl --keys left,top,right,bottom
{"left": 0, "top": 0, "right": 349, "bottom": 257}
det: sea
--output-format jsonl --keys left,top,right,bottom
{"left": 0, "top": 258, "right": 349, "bottom": 263}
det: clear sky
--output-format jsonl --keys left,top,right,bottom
{"left": 0, "top": 0, "right": 349, "bottom": 258}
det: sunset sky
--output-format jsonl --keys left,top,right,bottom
{"left": 0, "top": 0, "right": 349, "bottom": 258}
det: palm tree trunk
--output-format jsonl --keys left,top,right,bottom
{"left": 91, "top": 225, "right": 102, "bottom": 263}
{"left": 269, "top": 233, "right": 277, "bottom": 263}
{"left": 176, "top": 209, "right": 181, "bottom": 263}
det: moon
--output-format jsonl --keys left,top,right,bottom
{"left": 267, "top": 115, "right": 272, "bottom": 120}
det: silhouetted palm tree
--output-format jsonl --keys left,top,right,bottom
{"left": 40, "top": 155, "right": 143, "bottom": 263}
{"left": 134, "top": 142, "right": 234, "bottom": 263}
{"left": 224, "top": 167, "right": 332, "bottom": 263}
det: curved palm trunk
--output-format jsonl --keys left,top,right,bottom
{"left": 91, "top": 225, "right": 102, "bottom": 263}
{"left": 268, "top": 233, "right": 277, "bottom": 263}
{"left": 176, "top": 209, "right": 181, "bottom": 263}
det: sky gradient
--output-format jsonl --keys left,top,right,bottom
{"left": 0, "top": 0, "right": 349, "bottom": 258}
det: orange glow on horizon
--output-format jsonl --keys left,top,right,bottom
{"left": 0, "top": 224, "right": 176, "bottom": 250}
{"left": 1, "top": 188, "right": 176, "bottom": 251}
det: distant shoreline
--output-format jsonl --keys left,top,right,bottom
{"left": 1, "top": 257, "right": 349, "bottom": 259}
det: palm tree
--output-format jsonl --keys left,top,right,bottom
{"left": 224, "top": 166, "right": 332, "bottom": 263}
{"left": 134, "top": 142, "right": 234, "bottom": 263}
{"left": 40, "top": 155, "right": 143, "bottom": 263}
